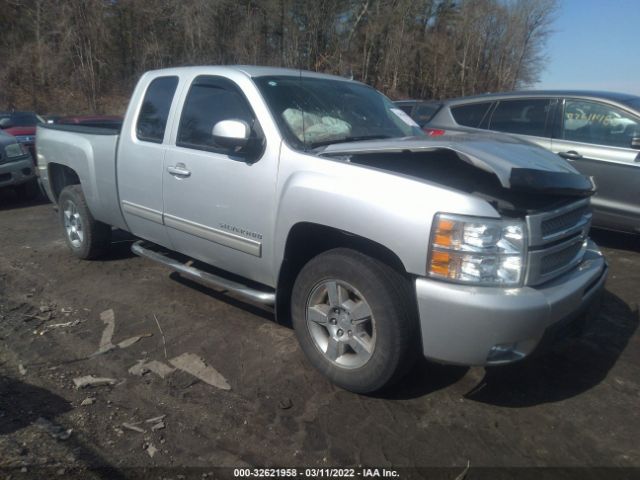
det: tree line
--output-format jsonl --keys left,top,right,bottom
{"left": 0, "top": 0, "right": 557, "bottom": 115}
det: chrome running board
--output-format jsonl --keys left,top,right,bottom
{"left": 131, "top": 241, "right": 276, "bottom": 305}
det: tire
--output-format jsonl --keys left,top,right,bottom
{"left": 58, "top": 185, "right": 111, "bottom": 259}
{"left": 291, "top": 248, "right": 419, "bottom": 393}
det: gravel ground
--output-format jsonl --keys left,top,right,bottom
{"left": 0, "top": 190, "right": 638, "bottom": 478}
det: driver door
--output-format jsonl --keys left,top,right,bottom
{"left": 162, "top": 75, "right": 277, "bottom": 286}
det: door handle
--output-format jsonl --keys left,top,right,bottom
{"left": 167, "top": 163, "right": 191, "bottom": 177}
{"left": 558, "top": 150, "right": 583, "bottom": 161}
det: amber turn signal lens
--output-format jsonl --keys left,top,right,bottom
{"left": 433, "top": 218, "right": 455, "bottom": 247}
{"left": 427, "top": 213, "right": 526, "bottom": 286}
{"left": 430, "top": 250, "right": 451, "bottom": 276}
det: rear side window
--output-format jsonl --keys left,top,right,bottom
{"left": 413, "top": 103, "right": 441, "bottom": 126}
{"left": 451, "top": 102, "right": 492, "bottom": 128}
{"left": 396, "top": 105, "right": 414, "bottom": 115}
{"left": 136, "top": 76, "right": 179, "bottom": 143}
{"left": 489, "top": 99, "right": 551, "bottom": 137}
{"left": 177, "top": 76, "right": 255, "bottom": 153}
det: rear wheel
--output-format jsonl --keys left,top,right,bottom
{"left": 291, "top": 248, "right": 418, "bottom": 393}
{"left": 58, "top": 185, "right": 111, "bottom": 259}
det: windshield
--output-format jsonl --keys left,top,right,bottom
{"left": 624, "top": 97, "right": 640, "bottom": 111}
{"left": 0, "top": 112, "right": 45, "bottom": 128}
{"left": 254, "top": 76, "right": 424, "bottom": 149}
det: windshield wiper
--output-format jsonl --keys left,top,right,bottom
{"left": 309, "top": 135, "right": 393, "bottom": 150}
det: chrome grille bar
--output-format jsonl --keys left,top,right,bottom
{"left": 526, "top": 198, "right": 591, "bottom": 248}
{"left": 525, "top": 198, "right": 592, "bottom": 286}
{"left": 525, "top": 236, "right": 587, "bottom": 286}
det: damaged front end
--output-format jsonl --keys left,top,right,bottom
{"left": 318, "top": 132, "right": 595, "bottom": 216}
{"left": 319, "top": 132, "right": 598, "bottom": 289}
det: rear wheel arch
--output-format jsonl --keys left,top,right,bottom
{"left": 48, "top": 163, "right": 80, "bottom": 202}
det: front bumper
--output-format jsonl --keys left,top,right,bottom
{"left": 0, "top": 156, "right": 36, "bottom": 188}
{"left": 415, "top": 239, "right": 607, "bottom": 366}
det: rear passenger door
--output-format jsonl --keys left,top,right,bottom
{"left": 487, "top": 98, "right": 554, "bottom": 149}
{"left": 551, "top": 98, "right": 640, "bottom": 231}
{"left": 118, "top": 75, "right": 181, "bottom": 248}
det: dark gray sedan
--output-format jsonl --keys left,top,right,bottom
{"left": 399, "top": 92, "right": 640, "bottom": 234}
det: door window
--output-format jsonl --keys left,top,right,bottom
{"left": 136, "top": 76, "right": 179, "bottom": 143}
{"left": 562, "top": 100, "right": 640, "bottom": 148}
{"left": 451, "top": 102, "right": 492, "bottom": 128}
{"left": 177, "top": 76, "right": 255, "bottom": 153}
{"left": 489, "top": 99, "right": 551, "bottom": 137}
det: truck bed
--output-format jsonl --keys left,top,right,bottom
{"left": 37, "top": 124, "right": 127, "bottom": 231}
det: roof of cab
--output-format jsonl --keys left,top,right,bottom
{"left": 143, "top": 65, "right": 355, "bottom": 82}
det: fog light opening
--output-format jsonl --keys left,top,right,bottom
{"left": 486, "top": 342, "right": 527, "bottom": 364}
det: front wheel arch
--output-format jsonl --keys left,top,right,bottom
{"left": 275, "top": 222, "right": 410, "bottom": 326}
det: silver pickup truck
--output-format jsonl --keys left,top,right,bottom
{"left": 37, "top": 66, "right": 607, "bottom": 393}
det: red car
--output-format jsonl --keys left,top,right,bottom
{"left": 0, "top": 111, "right": 45, "bottom": 161}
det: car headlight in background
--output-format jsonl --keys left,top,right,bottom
{"left": 428, "top": 213, "right": 526, "bottom": 286}
{"left": 4, "top": 143, "right": 29, "bottom": 158}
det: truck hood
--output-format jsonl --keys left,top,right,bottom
{"left": 318, "top": 132, "right": 594, "bottom": 195}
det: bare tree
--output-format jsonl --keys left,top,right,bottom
{"left": 0, "top": 0, "right": 557, "bottom": 114}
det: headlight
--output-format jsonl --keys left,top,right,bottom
{"left": 428, "top": 213, "right": 526, "bottom": 286}
{"left": 4, "top": 143, "right": 27, "bottom": 158}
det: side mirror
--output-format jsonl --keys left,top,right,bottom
{"left": 631, "top": 137, "right": 640, "bottom": 150}
{"left": 212, "top": 119, "right": 250, "bottom": 149}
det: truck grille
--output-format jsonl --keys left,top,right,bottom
{"left": 525, "top": 198, "right": 591, "bottom": 286}
{"left": 539, "top": 240, "right": 585, "bottom": 276}
{"left": 540, "top": 204, "right": 589, "bottom": 238}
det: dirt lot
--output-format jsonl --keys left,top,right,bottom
{"left": 0, "top": 190, "right": 639, "bottom": 477}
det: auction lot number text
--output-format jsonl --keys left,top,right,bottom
{"left": 234, "top": 468, "right": 400, "bottom": 478}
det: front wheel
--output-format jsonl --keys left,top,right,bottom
{"left": 291, "top": 248, "right": 419, "bottom": 393}
{"left": 58, "top": 185, "right": 111, "bottom": 259}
